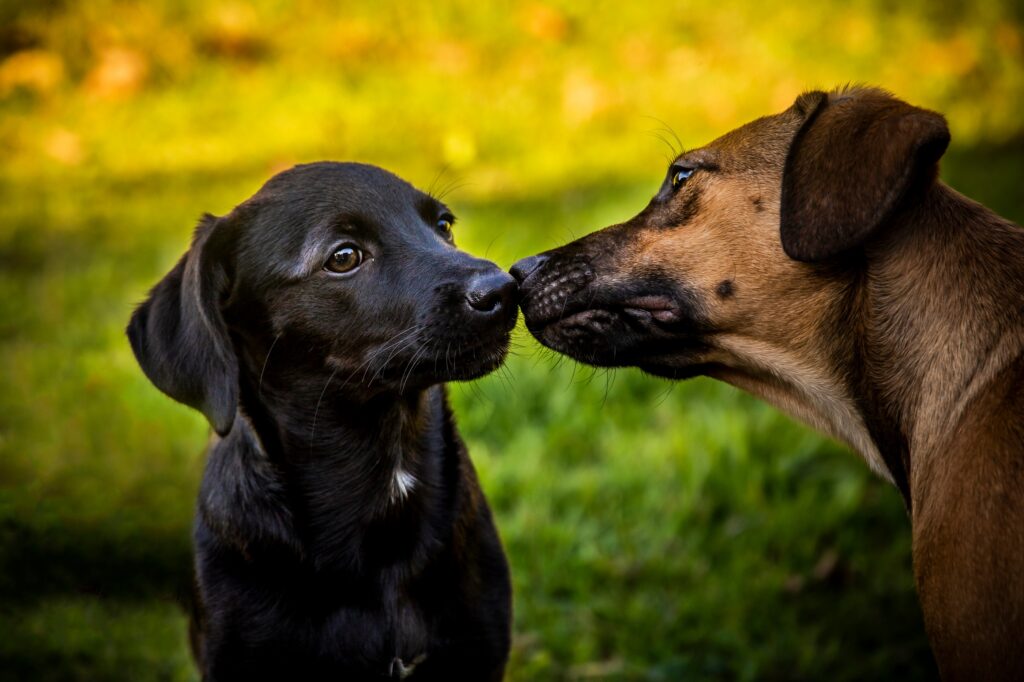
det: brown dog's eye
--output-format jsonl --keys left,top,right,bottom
{"left": 671, "top": 167, "right": 694, "bottom": 189}
{"left": 325, "top": 245, "right": 364, "bottom": 274}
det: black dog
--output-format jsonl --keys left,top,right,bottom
{"left": 128, "top": 163, "right": 515, "bottom": 680}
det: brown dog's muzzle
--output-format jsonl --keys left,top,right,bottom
{"left": 511, "top": 242, "right": 710, "bottom": 374}
{"left": 511, "top": 253, "right": 595, "bottom": 328}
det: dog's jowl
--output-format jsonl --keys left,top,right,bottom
{"left": 128, "top": 163, "right": 514, "bottom": 681}
{"left": 513, "top": 87, "right": 1024, "bottom": 678}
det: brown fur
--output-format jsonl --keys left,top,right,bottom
{"left": 513, "top": 87, "right": 1024, "bottom": 678}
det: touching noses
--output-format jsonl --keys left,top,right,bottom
{"left": 509, "top": 254, "right": 549, "bottom": 285}
{"left": 465, "top": 270, "right": 518, "bottom": 318}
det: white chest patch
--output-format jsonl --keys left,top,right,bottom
{"left": 390, "top": 467, "right": 417, "bottom": 502}
{"left": 390, "top": 653, "right": 427, "bottom": 679}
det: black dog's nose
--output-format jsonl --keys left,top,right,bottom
{"left": 509, "top": 254, "right": 548, "bottom": 284}
{"left": 466, "top": 270, "right": 517, "bottom": 315}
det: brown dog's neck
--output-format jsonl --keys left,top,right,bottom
{"left": 853, "top": 181, "right": 1024, "bottom": 504}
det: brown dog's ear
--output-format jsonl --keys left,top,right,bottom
{"left": 780, "top": 88, "right": 950, "bottom": 262}
{"left": 127, "top": 214, "right": 239, "bottom": 435}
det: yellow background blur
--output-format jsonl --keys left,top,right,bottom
{"left": 1, "top": 2, "right": 1022, "bottom": 680}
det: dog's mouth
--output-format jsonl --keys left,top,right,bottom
{"left": 347, "top": 325, "right": 512, "bottom": 392}
{"left": 518, "top": 266, "right": 709, "bottom": 370}
{"left": 425, "top": 332, "right": 512, "bottom": 381}
{"left": 551, "top": 294, "right": 684, "bottom": 327}
{"left": 528, "top": 299, "right": 701, "bottom": 366}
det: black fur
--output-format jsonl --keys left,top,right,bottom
{"left": 128, "top": 162, "right": 515, "bottom": 681}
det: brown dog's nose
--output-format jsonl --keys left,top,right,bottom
{"left": 509, "top": 254, "right": 548, "bottom": 284}
{"left": 466, "top": 271, "right": 518, "bottom": 316}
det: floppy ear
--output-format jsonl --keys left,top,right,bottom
{"left": 780, "top": 88, "right": 950, "bottom": 262}
{"left": 127, "top": 214, "right": 238, "bottom": 435}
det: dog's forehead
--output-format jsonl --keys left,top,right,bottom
{"left": 257, "top": 161, "right": 423, "bottom": 210}
{"left": 232, "top": 162, "right": 445, "bottom": 280}
{"left": 241, "top": 162, "right": 436, "bottom": 240}
{"left": 678, "top": 106, "right": 804, "bottom": 172}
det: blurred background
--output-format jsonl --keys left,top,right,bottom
{"left": 1, "top": 1, "right": 1022, "bottom": 680}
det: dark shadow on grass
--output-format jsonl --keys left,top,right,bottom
{"left": 0, "top": 512, "right": 193, "bottom": 605}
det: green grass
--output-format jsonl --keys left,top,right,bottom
{"left": 1, "top": 1, "right": 1022, "bottom": 680}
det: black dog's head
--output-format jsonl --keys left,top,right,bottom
{"left": 128, "top": 162, "right": 517, "bottom": 435}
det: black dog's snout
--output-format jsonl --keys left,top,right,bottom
{"left": 510, "top": 254, "right": 549, "bottom": 284}
{"left": 465, "top": 271, "right": 518, "bottom": 316}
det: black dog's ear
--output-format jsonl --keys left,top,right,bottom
{"left": 780, "top": 88, "right": 950, "bottom": 262}
{"left": 127, "top": 214, "right": 238, "bottom": 435}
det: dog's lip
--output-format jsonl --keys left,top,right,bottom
{"left": 532, "top": 294, "right": 681, "bottom": 328}
{"left": 620, "top": 295, "right": 681, "bottom": 323}
{"left": 449, "top": 332, "right": 511, "bottom": 356}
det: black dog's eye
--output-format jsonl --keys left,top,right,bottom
{"left": 324, "top": 245, "right": 364, "bottom": 274}
{"left": 670, "top": 166, "right": 695, "bottom": 190}
{"left": 436, "top": 214, "right": 455, "bottom": 240}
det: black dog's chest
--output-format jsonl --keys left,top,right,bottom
{"left": 322, "top": 588, "right": 431, "bottom": 673}
{"left": 202, "top": 569, "right": 437, "bottom": 679}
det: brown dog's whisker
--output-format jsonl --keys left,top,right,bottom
{"left": 647, "top": 131, "right": 677, "bottom": 163}
{"left": 653, "top": 379, "right": 677, "bottom": 408}
{"left": 642, "top": 114, "right": 686, "bottom": 157}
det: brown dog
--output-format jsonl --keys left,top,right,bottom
{"left": 512, "top": 86, "right": 1024, "bottom": 678}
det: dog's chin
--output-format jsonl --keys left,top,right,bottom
{"left": 435, "top": 340, "right": 511, "bottom": 382}
{"left": 530, "top": 309, "right": 624, "bottom": 366}
{"left": 394, "top": 333, "right": 512, "bottom": 389}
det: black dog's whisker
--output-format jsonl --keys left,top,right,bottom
{"left": 365, "top": 339, "right": 415, "bottom": 386}
{"left": 368, "top": 331, "right": 424, "bottom": 387}
{"left": 426, "top": 164, "right": 451, "bottom": 200}
{"left": 310, "top": 365, "right": 340, "bottom": 451}
{"left": 435, "top": 177, "right": 470, "bottom": 202}
{"left": 483, "top": 233, "right": 502, "bottom": 260}
{"left": 467, "top": 378, "right": 490, "bottom": 406}
{"left": 258, "top": 333, "right": 283, "bottom": 397}
{"left": 340, "top": 324, "right": 423, "bottom": 388}
{"left": 498, "top": 363, "right": 518, "bottom": 395}
{"left": 398, "top": 344, "right": 429, "bottom": 394}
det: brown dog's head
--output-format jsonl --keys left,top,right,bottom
{"left": 512, "top": 87, "right": 950, "bottom": 379}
